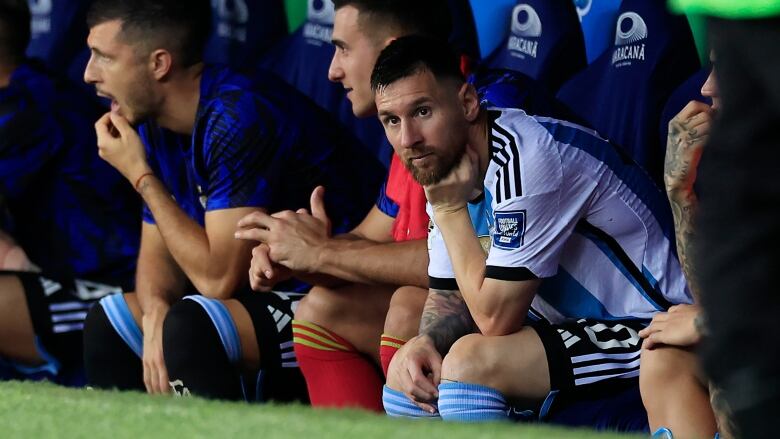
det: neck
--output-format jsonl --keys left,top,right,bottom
{"left": 156, "top": 63, "right": 204, "bottom": 135}
{"left": 467, "top": 109, "right": 491, "bottom": 184}
{"left": 0, "top": 62, "right": 18, "bottom": 89}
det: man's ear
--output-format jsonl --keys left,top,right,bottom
{"left": 459, "top": 83, "right": 480, "bottom": 122}
{"left": 149, "top": 49, "right": 173, "bottom": 81}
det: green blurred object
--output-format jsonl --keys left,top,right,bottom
{"left": 285, "top": 0, "right": 308, "bottom": 32}
{"left": 670, "top": 0, "right": 780, "bottom": 18}
{"left": 686, "top": 14, "right": 709, "bottom": 65}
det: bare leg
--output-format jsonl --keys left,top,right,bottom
{"left": 441, "top": 328, "right": 550, "bottom": 407}
{"left": 640, "top": 346, "right": 717, "bottom": 438}
{"left": 295, "top": 283, "right": 395, "bottom": 362}
{"left": 0, "top": 275, "right": 43, "bottom": 365}
{"left": 383, "top": 286, "right": 427, "bottom": 340}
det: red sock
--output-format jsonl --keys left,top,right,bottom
{"left": 380, "top": 334, "right": 407, "bottom": 378}
{"left": 292, "top": 320, "right": 383, "bottom": 412}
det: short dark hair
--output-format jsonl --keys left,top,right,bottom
{"left": 333, "top": 0, "right": 451, "bottom": 41}
{"left": 87, "top": 0, "right": 211, "bottom": 67}
{"left": 0, "top": 0, "right": 30, "bottom": 64}
{"left": 371, "top": 35, "right": 463, "bottom": 93}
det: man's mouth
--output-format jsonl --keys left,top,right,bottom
{"left": 409, "top": 152, "right": 433, "bottom": 163}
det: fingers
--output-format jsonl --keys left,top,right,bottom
{"left": 157, "top": 362, "right": 170, "bottom": 394}
{"left": 407, "top": 362, "right": 439, "bottom": 401}
{"left": 251, "top": 244, "right": 274, "bottom": 279}
{"left": 413, "top": 400, "right": 438, "bottom": 414}
{"left": 236, "top": 211, "right": 276, "bottom": 230}
{"left": 108, "top": 112, "right": 132, "bottom": 136}
{"left": 678, "top": 100, "right": 713, "bottom": 120}
{"left": 234, "top": 227, "right": 269, "bottom": 242}
{"left": 310, "top": 186, "right": 329, "bottom": 223}
{"left": 95, "top": 112, "right": 116, "bottom": 142}
{"left": 143, "top": 360, "right": 152, "bottom": 393}
{"left": 639, "top": 320, "right": 665, "bottom": 339}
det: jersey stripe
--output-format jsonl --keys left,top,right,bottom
{"left": 535, "top": 118, "right": 676, "bottom": 245}
{"left": 575, "top": 221, "right": 673, "bottom": 310}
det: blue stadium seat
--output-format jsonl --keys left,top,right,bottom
{"left": 483, "top": 0, "right": 587, "bottom": 92}
{"left": 259, "top": 0, "right": 391, "bottom": 166}
{"left": 573, "top": 0, "right": 623, "bottom": 64}
{"left": 25, "top": 0, "right": 91, "bottom": 73}
{"left": 556, "top": 0, "right": 699, "bottom": 182}
{"left": 204, "top": 0, "right": 288, "bottom": 68}
{"left": 468, "top": 0, "right": 517, "bottom": 60}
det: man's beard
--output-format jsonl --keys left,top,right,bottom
{"left": 403, "top": 142, "right": 466, "bottom": 186}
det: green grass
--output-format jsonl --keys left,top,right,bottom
{"left": 0, "top": 381, "right": 643, "bottom": 439}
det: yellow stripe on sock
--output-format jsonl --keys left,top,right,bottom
{"left": 292, "top": 337, "right": 337, "bottom": 352}
{"left": 292, "top": 327, "right": 350, "bottom": 352}
{"left": 292, "top": 319, "right": 340, "bottom": 341}
{"left": 380, "top": 340, "right": 404, "bottom": 349}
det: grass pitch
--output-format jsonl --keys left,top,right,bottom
{"left": 0, "top": 381, "right": 643, "bottom": 439}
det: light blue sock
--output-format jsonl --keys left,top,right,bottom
{"left": 382, "top": 386, "right": 440, "bottom": 418}
{"left": 652, "top": 427, "right": 674, "bottom": 438}
{"left": 438, "top": 381, "right": 510, "bottom": 422}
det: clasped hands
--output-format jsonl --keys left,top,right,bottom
{"left": 234, "top": 186, "right": 332, "bottom": 291}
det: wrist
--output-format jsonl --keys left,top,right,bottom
{"left": 312, "top": 239, "right": 333, "bottom": 273}
{"left": 431, "top": 203, "right": 468, "bottom": 218}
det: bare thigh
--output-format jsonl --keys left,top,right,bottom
{"left": 0, "top": 275, "right": 41, "bottom": 365}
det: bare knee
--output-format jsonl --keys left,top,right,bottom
{"left": 383, "top": 286, "right": 426, "bottom": 339}
{"left": 294, "top": 286, "right": 349, "bottom": 325}
{"left": 640, "top": 346, "right": 700, "bottom": 407}
{"left": 442, "top": 334, "right": 496, "bottom": 385}
{"left": 641, "top": 346, "right": 698, "bottom": 390}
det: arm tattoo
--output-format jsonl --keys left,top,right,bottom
{"left": 419, "top": 288, "right": 477, "bottom": 355}
{"left": 665, "top": 116, "right": 706, "bottom": 302}
{"left": 670, "top": 198, "right": 701, "bottom": 302}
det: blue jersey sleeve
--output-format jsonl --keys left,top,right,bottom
{"left": 375, "top": 181, "right": 399, "bottom": 218}
{"left": 200, "top": 93, "right": 282, "bottom": 212}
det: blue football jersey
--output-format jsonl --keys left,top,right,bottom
{"left": 0, "top": 64, "right": 140, "bottom": 288}
{"left": 139, "top": 65, "right": 384, "bottom": 237}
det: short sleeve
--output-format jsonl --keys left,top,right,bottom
{"left": 485, "top": 188, "right": 580, "bottom": 281}
{"left": 200, "top": 93, "right": 282, "bottom": 212}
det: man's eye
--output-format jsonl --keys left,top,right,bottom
{"left": 417, "top": 107, "right": 430, "bottom": 117}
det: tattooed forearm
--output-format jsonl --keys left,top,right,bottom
{"left": 669, "top": 197, "right": 701, "bottom": 301}
{"left": 419, "top": 288, "right": 477, "bottom": 354}
{"left": 664, "top": 106, "right": 711, "bottom": 303}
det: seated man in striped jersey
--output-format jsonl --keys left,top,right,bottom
{"left": 375, "top": 35, "right": 692, "bottom": 429}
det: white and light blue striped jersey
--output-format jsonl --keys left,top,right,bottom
{"left": 427, "top": 107, "right": 692, "bottom": 323}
